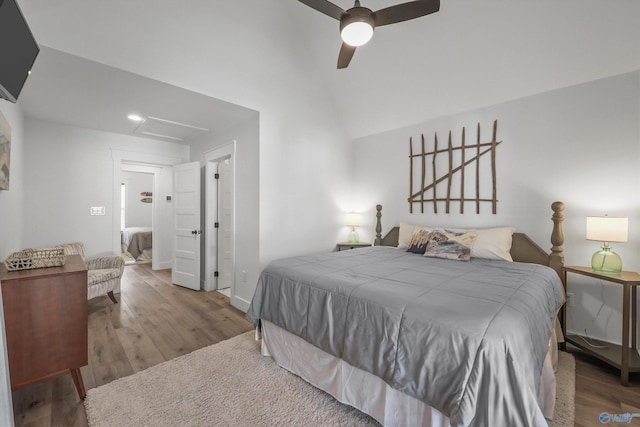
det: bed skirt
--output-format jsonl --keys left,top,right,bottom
{"left": 261, "top": 320, "right": 557, "bottom": 427}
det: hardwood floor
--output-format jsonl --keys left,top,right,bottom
{"left": 10, "top": 263, "right": 640, "bottom": 426}
{"left": 11, "top": 263, "right": 253, "bottom": 426}
{"left": 572, "top": 351, "right": 640, "bottom": 426}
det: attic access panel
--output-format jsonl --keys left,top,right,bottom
{"left": 133, "top": 116, "right": 209, "bottom": 142}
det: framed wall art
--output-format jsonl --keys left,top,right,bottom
{"left": 0, "top": 111, "right": 11, "bottom": 190}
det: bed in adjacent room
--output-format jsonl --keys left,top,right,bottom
{"left": 121, "top": 226, "right": 152, "bottom": 261}
{"left": 246, "top": 202, "right": 566, "bottom": 427}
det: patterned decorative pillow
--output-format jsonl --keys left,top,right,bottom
{"left": 423, "top": 229, "right": 478, "bottom": 262}
{"left": 406, "top": 229, "right": 433, "bottom": 254}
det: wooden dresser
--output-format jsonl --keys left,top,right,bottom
{"left": 0, "top": 254, "right": 88, "bottom": 398}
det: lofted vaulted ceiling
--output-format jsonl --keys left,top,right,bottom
{"left": 16, "top": 0, "right": 640, "bottom": 140}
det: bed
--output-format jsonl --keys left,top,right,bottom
{"left": 121, "top": 227, "right": 152, "bottom": 260}
{"left": 246, "top": 202, "right": 566, "bottom": 427}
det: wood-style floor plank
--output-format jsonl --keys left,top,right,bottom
{"left": 10, "top": 263, "right": 640, "bottom": 426}
{"left": 572, "top": 351, "right": 640, "bottom": 427}
{"left": 12, "top": 263, "right": 252, "bottom": 427}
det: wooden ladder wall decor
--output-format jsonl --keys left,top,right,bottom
{"left": 408, "top": 120, "right": 501, "bottom": 214}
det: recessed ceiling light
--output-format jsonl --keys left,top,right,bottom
{"left": 128, "top": 114, "right": 143, "bottom": 122}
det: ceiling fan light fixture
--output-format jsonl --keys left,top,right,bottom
{"left": 340, "top": 10, "right": 374, "bottom": 47}
{"left": 341, "top": 21, "right": 373, "bottom": 46}
{"left": 298, "top": 0, "right": 440, "bottom": 68}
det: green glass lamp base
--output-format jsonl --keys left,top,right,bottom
{"left": 591, "top": 246, "right": 622, "bottom": 274}
{"left": 348, "top": 228, "right": 359, "bottom": 244}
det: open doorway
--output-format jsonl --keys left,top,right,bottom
{"left": 120, "top": 170, "right": 154, "bottom": 264}
{"left": 113, "top": 152, "right": 183, "bottom": 272}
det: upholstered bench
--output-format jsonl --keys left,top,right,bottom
{"left": 61, "top": 242, "right": 125, "bottom": 303}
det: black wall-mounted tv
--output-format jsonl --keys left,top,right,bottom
{"left": 0, "top": 0, "right": 39, "bottom": 103}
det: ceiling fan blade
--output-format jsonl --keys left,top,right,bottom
{"left": 337, "top": 43, "right": 356, "bottom": 69}
{"left": 373, "top": 0, "right": 439, "bottom": 27}
{"left": 298, "top": 0, "right": 345, "bottom": 20}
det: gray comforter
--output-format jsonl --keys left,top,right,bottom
{"left": 246, "top": 246, "right": 564, "bottom": 427}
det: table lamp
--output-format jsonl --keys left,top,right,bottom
{"left": 586, "top": 216, "right": 628, "bottom": 273}
{"left": 346, "top": 212, "right": 362, "bottom": 243}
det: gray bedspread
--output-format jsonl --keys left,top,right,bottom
{"left": 246, "top": 246, "right": 565, "bottom": 427}
{"left": 126, "top": 231, "right": 152, "bottom": 259}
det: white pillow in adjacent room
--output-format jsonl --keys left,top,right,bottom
{"left": 472, "top": 227, "right": 516, "bottom": 261}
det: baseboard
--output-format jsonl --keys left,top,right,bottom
{"left": 153, "top": 260, "right": 172, "bottom": 270}
{"left": 231, "top": 295, "right": 250, "bottom": 313}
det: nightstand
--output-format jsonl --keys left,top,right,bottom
{"left": 336, "top": 242, "right": 371, "bottom": 251}
{"left": 562, "top": 266, "right": 640, "bottom": 385}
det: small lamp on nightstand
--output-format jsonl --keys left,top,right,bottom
{"left": 586, "top": 215, "right": 628, "bottom": 273}
{"left": 346, "top": 212, "right": 362, "bottom": 244}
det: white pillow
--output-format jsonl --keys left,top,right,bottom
{"left": 398, "top": 223, "right": 432, "bottom": 249}
{"left": 471, "top": 227, "right": 516, "bottom": 261}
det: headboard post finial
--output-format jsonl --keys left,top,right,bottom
{"left": 375, "top": 205, "right": 382, "bottom": 246}
{"left": 550, "top": 201, "right": 565, "bottom": 277}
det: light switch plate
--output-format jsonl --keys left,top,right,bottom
{"left": 90, "top": 206, "right": 106, "bottom": 216}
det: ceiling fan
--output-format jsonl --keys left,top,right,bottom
{"left": 298, "top": 0, "right": 440, "bottom": 69}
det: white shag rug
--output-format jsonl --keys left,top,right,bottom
{"left": 84, "top": 332, "right": 575, "bottom": 427}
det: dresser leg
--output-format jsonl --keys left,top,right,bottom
{"left": 71, "top": 368, "right": 86, "bottom": 399}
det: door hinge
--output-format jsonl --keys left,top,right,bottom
{"left": 214, "top": 173, "right": 220, "bottom": 179}
{"left": 214, "top": 271, "right": 219, "bottom": 277}
{"left": 214, "top": 222, "right": 219, "bottom": 228}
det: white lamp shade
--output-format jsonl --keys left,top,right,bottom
{"left": 341, "top": 22, "right": 373, "bottom": 47}
{"left": 586, "top": 216, "right": 628, "bottom": 243}
{"left": 346, "top": 212, "right": 362, "bottom": 227}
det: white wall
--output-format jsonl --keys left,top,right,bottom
{"left": 22, "top": 118, "right": 189, "bottom": 258}
{"left": 0, "top": 100, "right": 22, "bottom": 427}
{"left": 152, "top": 165, "right": 174, "bottom": 270}
{"left": 17, "top": 0, "right": 354, "bottom": 272}
{"left": 353, "top": 70, "right": 640, "bottom": 346}
{"left": 121, "top": 171, "right": 153, "bottom": 228}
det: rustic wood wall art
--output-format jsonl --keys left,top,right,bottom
{"left": 408, "top": 120, "right": 501, "bottom": 214}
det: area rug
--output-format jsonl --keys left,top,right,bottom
{"left": 551, "top": 350, "right": 576, "bottom": 427}
{"left": 84, "top": 332, "right": 575, "bottom": 427}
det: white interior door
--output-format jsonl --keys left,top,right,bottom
{"left": 218, "top": 159, "right": 233, "bottom": 289}
{"left": 203, "top": 142, "right": 235, "bottom": 294}
{"left": 172, "top": 161, "right": 201, "bottom": 290}
{"left": 205, "top": 161, "right": 219, "bottom": 290}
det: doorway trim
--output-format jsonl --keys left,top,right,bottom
{"left": 203, "top": 141, "right": 236, "bottom": 292}
{"left": 112, "top": 149, "right": 187, "bottom": 270}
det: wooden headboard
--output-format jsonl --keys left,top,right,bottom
{"left": 374, "top": 202, "right": 565, "bottom": 278}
